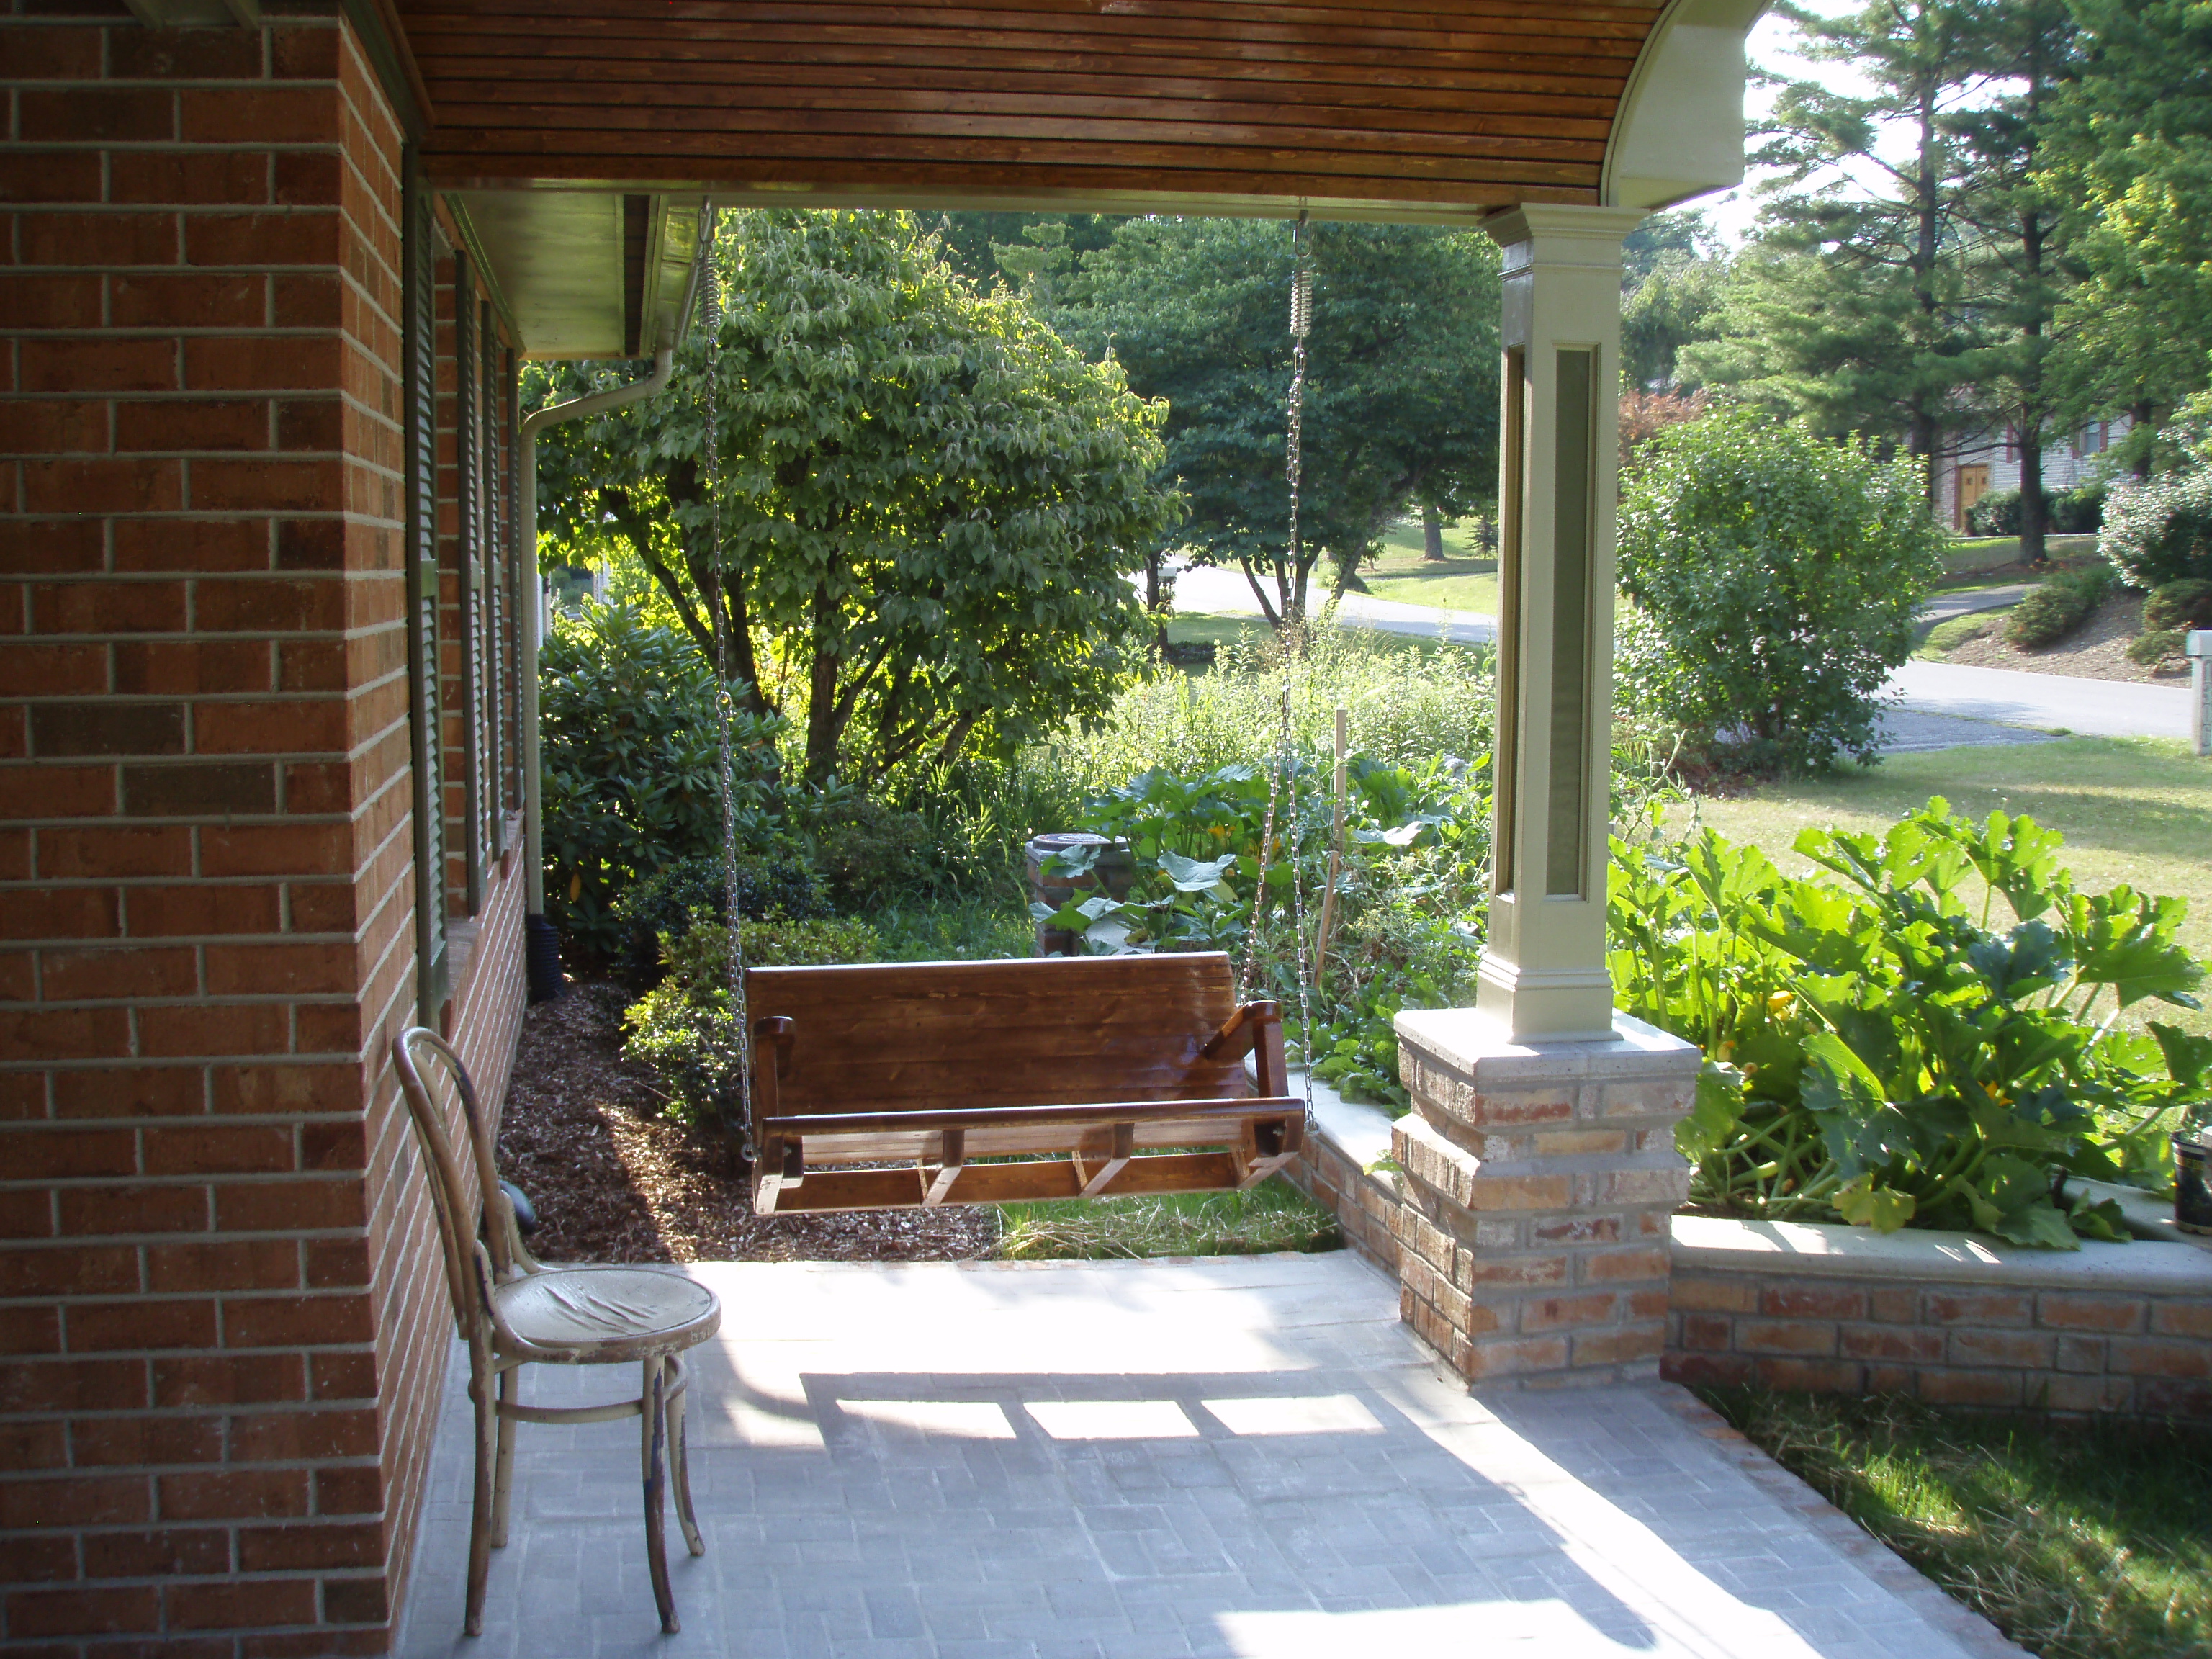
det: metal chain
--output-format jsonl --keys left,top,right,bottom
{"left": 1236, "top": 215, "right": 1318, "bottom": 1129}
{"left": 701, "top": 209, "right": 757, "bottom": 1165}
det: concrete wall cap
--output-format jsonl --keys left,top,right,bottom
{"left": 1673, "top": 1214, "right": 2212, "bottom": 1295}
{"left": 1395, "top": 1007, "right": 1701, "bottom": 1083}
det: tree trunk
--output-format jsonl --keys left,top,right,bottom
{"left": 802, "top": 580, "right": 842, "bottom": 784}
{"left": 2132, "top": 399, "right": 2154, "bottom": 478}
{"left": 1422, "top": 506, "right": 1446, "bottom": 561}
{"left": 2018, "top": 431, "right": 2047, "bottom": 567}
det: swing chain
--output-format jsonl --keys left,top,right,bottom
{"left": 701, "top": 209, "right": 757, "bottom": 1167}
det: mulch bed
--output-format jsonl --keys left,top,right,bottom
{"left": 1940, "top": 590, "right": 2190, "bottom": 685}
{"left": 493, "top": 981, "right": 997, "bottom": 1264}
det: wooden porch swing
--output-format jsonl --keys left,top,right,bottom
{"left": 693, "top": 213, "right": 1322, "bottom": 1218}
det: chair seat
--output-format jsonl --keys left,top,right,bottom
{"left": 493, "top": 1265, "right": 721, "bottom": 1363}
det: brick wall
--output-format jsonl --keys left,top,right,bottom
{"left": 1665, "top": 1248, "right": 2212, "bottom": 1419}
{"left": 0, "top": 6, "right": 526, "bottom": 1652}
{"left": 1289, "top": 1130, "right": 1399, "bottom": 1276}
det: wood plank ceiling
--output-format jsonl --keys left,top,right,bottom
{"left": 400, "top": 0, "right": 1665, "bottom": 218}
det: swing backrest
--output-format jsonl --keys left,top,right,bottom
{"left": 745, "top": 951, "right": 1251, "bottom": 1118}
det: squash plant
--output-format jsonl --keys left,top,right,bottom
{"left": 1611, "top": 799, "right": 2209, "bottom": 1248}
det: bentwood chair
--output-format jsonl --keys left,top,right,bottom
{"left": 394, "top": 1027, "right": 721, "bottom": 1636}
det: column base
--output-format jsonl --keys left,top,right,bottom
{"left": 1390, "top": 1007, "right": 1701, "bottom": 1389}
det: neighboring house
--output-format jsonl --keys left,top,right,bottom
{"left": 1937, "top": 413, "right": 2134, "bottom": 530}
{"left": 0, "top": 3, "right": 1763, "bottom": 1653}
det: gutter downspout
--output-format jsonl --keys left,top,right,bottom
{"left": 517, "top": 346, "right": 673, "bottom": 994}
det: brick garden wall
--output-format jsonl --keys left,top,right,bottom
{"left": 1664, "top": 1246, "right": 2212, "bottom": 1419}
{"left": 0, "top": 6, "right": 524, "bottom": 1652}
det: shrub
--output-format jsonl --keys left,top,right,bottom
{"left": 1616, "top": 411, "right": 1948, "bottom": 768}
{"left": 783, "top": 781, "right": 943, "bottom": 911}
{"left": 2127, "top": 627, "right": 2186, "bottom": 667}
{"left": 622, "top": 914, "right": 882, "bottom": 1124}
{"left": 2102, "top": 467, "right": 2212, "bottom": 588}
{"left": 2144, "top": 577, "right": 2212, "bottom": 632}
{"left": 2050, "top": 482, "right": 2106, "bottom": 535}
{"left": 609, "top": 850, "right": 828, "bottom": 986}
{"left": 2005, "top": 565, "right": 2113, "bottom": 648}
{"left": 539, "top": 601, "right": 781, "bottom": 957}
{"left": 1610, "top": 801, "right": 2209, "bottom": 1246}
{"left": 1964, "top": 487, "right": 2021, "bottom": 536}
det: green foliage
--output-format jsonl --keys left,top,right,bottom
{"left": 2005, "top": 565, "right": 2113, "bottom": 648}
{"left": 2144, "top": 578, "right": 2212, "bottom": 631}
{"left": 2101, "top": 468, "right": 2212, "bottom": 589}
{"left": 2127, "top": 628, "right": 2186, "bottom": 667}
{"left": 534, "top": 208, "right": 1179, "bottom": 784}
{"left": 1042, "top": 217, "right": 1501, "bottom": 625}
{"left": 1611, "top": 799, "right": 2209, "bottom": 1248}
{"left": 539, "top": 601, "right": 782, "bottom": 957}
{"left": 996, "top": 1177, "right": 1340, "bottom": 1260}
{"left": 1615, "top": 412, "right": 1948, "bottom": 768}
{"left": 609, "top": 850, "right": 828, "bottom": 984}
{"left": 1620, "top": 210, "right": 1727, "bottom": 392}
{"left": 621, "top": 914, "right": 883, "bottom": 1125}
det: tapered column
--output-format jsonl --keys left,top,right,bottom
{"left": 1478, "top": 205, "right": 1648, "bottom": 1041}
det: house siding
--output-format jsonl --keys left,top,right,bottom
{"left": 0, "top": 9, "right": 524, "bottom": 1653}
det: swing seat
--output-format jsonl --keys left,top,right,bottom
{"left": 740, "top": 951, "right": 1304, "bottom": 1215}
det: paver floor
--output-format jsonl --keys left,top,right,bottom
{"left": 395, "top": 1254, "right": 2022, "bottom": 1659}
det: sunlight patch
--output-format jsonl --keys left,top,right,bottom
{"left": 1202, "top": 1394, "right": 1382, "bottom": 1437}
{"left": 1026, "top": 1401, "right": 1198, "bottom": 1440}
{"left": 840, "top": 1400, "right": 1015, "bottom": 1439}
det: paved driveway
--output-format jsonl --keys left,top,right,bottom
{"left": 397, "top": 1255, "right": 2020, "bottom": 1659}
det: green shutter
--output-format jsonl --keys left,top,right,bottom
{"left": 401, "top": 148, "right": 449, "bottom": 1021}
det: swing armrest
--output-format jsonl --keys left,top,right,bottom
{"left": 1200, "top": 1001, "right": 1287, "bottom": 1097}
{"left": 752, "top": 1015, "right": 795, "bottom": 1080}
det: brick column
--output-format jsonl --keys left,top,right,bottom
{"left": 0, "top": 11, "right": 469, "bottom": 1653}
{"left": 1391, "top": 1008, "right": 1699, "bottom": 1388}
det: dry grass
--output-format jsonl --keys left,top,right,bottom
{"left": 1701, "top": 1389, "right": 2212, "bottom": 1659}
{"left": 994, "top": 1177, "right": 1341, "bottom": 1260}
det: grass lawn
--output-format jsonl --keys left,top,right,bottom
{"left": 1359, "top": 519, "right": 1501, "bottom": 614}
{"left": 1703, "top": 1388, "right": 2212, "bottom": 1659}
{"left": 1943, "top": 533, "right": 2098, "bottom": 578}
{"left": 1671, "top": 737, "right": 2212, "bottom": 1038}
{"left": 1920, "top": 606, "right": 2016, "bottom": 657}
{"left": 997, "top": 1175, "right": 1341, "bottom": 1259}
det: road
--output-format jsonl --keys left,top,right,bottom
{"left": 1167, "top": 564, "right": 2188, "bottom": 743}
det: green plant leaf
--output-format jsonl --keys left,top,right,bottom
{"left": 1835, "top": 1177, "right": 1915, "bottom": 1232}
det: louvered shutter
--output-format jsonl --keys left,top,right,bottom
{"left": 455, "top": 259, "right": 485, "bottom": 914}
{"left": 401, "top": 149, "right": 449, "bottom": 1020}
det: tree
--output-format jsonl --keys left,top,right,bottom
{"left": 1039, "top": 217, "right": 1500, "bottom": 626}
{"left": 1682, "top": 1, "right": 2000, "bottom": 493}
{"left": 1620, "top": 209, "right": 1727, "bottom": 391}
{"left": 1951, "top": 0, "right": 2084, "bottom": 563}
{"left": 1616, "top": 411, "right": 1948, "bottom": 769}
{"left": 535, "top": 210, "right": 1179, "bottom": 784}
{"left": 2039, "top": 0, "right": 2212, "bottom": 475}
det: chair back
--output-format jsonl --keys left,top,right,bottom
{"left": 393, "top": 1026, "right": 517, "bottom": 1341}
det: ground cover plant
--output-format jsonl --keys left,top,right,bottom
{"left": 1701, "top": 1388, "right": 2212, "bottom": 1659}
{"left": 1614, "top": 799, "right": 2208, "bottom": 1243}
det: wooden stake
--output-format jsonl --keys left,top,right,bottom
{"left": 1314, "top": 705, "right": 1348, "bottom": 993}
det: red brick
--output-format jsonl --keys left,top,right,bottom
{"left": 206, "top": 941, "right": 352, "bottom": 997}
{"left": 272, "top": 517, "right": 343, "bottom": 570}
{"left": 1571, "top": 1326, "right": 1663, "bottom": 1367}
{"left": 143, "top": 1123, "right": 293, "bottom": 1176}
{"left": 67, "top": 1298, "right": 218, "bottom": 1352}
{"left": 2038, "top": 1292, "right": 2146, "bottom": 1333}
{"left": 110, "top": 275, "right": 267, "bottom": 333}
{"left": 1925, "top": 1290, "right": 2033, "bottom": 1326}
{"left": 40, "top": 945, "right": 196, "bottom": 1001}
{"left": 1669, "top": 1274, "right": 1754, "bottom": 1313}
{"left": 2110, "top": 1338, "right": 2212, "bottom": 1380}
{"left": 53, "top": 1066, "right": 203, "bottom": 1118}
{"left": 181, "top": 87, "right": 341, "bottom": 145}
{"left": 70, "top": 1414, "right": 223, "bottom": 1467}
{"left": 184, "top": 212, "right": 339, "bottom": 271}
{"left": 0, "top": 1475, "right": 151, "bottom": 1530}
{"left": 299, "top": 1122, "right": 364, "bottom": 1174}
{"left": 1750, "top": 1357, "right": 1864, "bottom": 1393}
{"left": 1949, "top": 1331, "right": 2053, "bottom": 1369}
{"left": 40, "top": 825, "right": 194, "bottom": 880}
{"left": 214, "top": 1178, "right": 364, "bottom": 1233}
{"left": 109, "top": 25, "right": 264, "bottom": 79}
{"left": 1458, "top": 1253, "right": 1568, "bottom": 1288}
{"left": 1, "top": 24, "right": 102, "bottom": 77}
{"left": 2055, "top": 1334, "right": 2109, "bottom": 1373}
{"left": 1661, "top": 1349, "right": 1755, "bottom": 1388}
{"left": 0, "top": 1126, "right": 136, "bottom": 1179}
{"left": 84, "top": 1528, "right": 230, "bottom": 1579}
{"left": 18, "top": 336, "right": 176, "bottom": 393}
{"left": 313, "top": 1465, "right": 382, "bottom": 1517}
{"left": 1521, "top": 1291, "right": 1618, "bottom": 1332}
{"left": 0, "top": 1243, "right": 138, "bottom": 1298}
{"left": 228, "top": 1408, "right": 375, "bottom": 1463}
{"left": 146, "top": 1238, "right": 299, "bottom": 1295}
{"left": 135, "top": 1000, "right": 291, "bottom": 1058}
{"left": 1737, "top": 1318, "right": 1836, "bottom": 1357}
{"left": 0, "top": 1188, "right": 54, "bottom": 1236}
{"left": 112, "top": 517, "right": 269, "bottom": 575}
{"left": 307, "top": 1349, "right": 377, "bottom": 1402}
{"left": 2151, "top": 1300, "right": 2212, "bottom": 1340}
{"left": 0, "top": 1534, "right": 77, "bottom": 1583}
{"left": 0, "top": 272, "right": 102, "bottom": 330}
{"left": 108, "top": 152, "right": 269, "bottom": 207}
{"left": 189, "top": 458, "right": 343, "bottom": 513}
{"left": 33, "top": 580, "right": 189, "bottom": 635}
{"left": 222, "top": 1292, "right": 372, "bottom": 1349}
{"left": 271, "top": 24, "right": 343, "bottom": 78}
{"left": 1586, "top": 1246, "right": 1668, "bottom": 1283}
{"left": 274, "top": 397, "right": 343, "bottom": 451}
{"left": 2137, "top": 1377, "right": 2212, "bottom": 1416}
{"left": 1458, "top": 1335, "right": 1568, "bottom": 1380}
{"left": 165, "top": 1578, "right": 318, "bottom": 1631}
{"left": 303, "top": 1235, "right": 368, "bottom": 1286}
{"left": 1839, "top": 1326, "right": 1945, "bottom": 1364}
{"left": 200, "top": 821, "right": 351, "bottom": 875}
{"left": 1919, "top": 1369, "right": 2025, "bottom": 1408}
{"left": 12, "top": 763, "right": 116, "bottom": 817}
{"left": 272, "top": 150, "right": 343, "bottom": 210}
{"left": 0, "top": 1356, "right": 146, "bottom": 1412}
{"left": 0, "top": 1305, "right": 62, "bottom": 1354}
{"left": 30, "top": 701, "right": 186, "bottom": 757}
{"left": 152, "top": 1354, "right": 305, "bottom": 1411}
{"left": 1758, "top": 1283, "right": 1867, "bottom": 1320}
{"left": 0, "top": 1421, "right": 70, "bottom": 1470}
{"left": 122, "top": 760, "right": 278, "bottom": 818}
{"left": 22, "top": 457, "right": 183, "bottom": 514}
{"left": 2038, "top": 1374, "right": 2137, "bottom": 1414}
{"left": 211, "top": 1064, "right": 354, "bottom": 1116}
{"left": 17, "top": 90, "right": 175, "bottom": 145}
{"left": 113, "top": 640, "right": 274, "bottom": 695}
{"left": 123, "top": 882, "right": 283, "bottom": 938}
{"left": 0, "top": 518, "right": 104, "bottom": 575}
{"left": 56, "top": 1184, "right": 210, "bottom": 1236}
{"left": 4, "top": 1586, "right": 161, "bottom": 1640}
{"left": 1532, "top": 1215, "right": 1618, "bottom": 1245}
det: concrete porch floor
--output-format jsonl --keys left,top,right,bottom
{"left": 394, "top": 1253, "right": 2023, "bottom": 1659}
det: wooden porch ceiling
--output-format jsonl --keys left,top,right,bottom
{"left": 400, "top": 0, "right": 1668, "bottom": 220}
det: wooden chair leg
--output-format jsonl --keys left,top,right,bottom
{"left": 464, "top": 1362, "right": 497, "bottom": 1638}
{"left": 491, "top": 1367, "right": 518, "bottom": 1549}
{"left": 640, "top": 1354, "right": 678, "bottom": 1634}
{"left": 669, "top": 1364, "right": 703, "bottom": 1557}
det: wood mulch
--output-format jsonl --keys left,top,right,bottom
{"left": 493, "top": 981, "right": 997, "bottom": 1264}
{"left": 1938, "top": 590, "right": 2192, "bottom": 685}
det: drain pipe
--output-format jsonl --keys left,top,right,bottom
{"left": 517, "top": 346, "right": 673, "bottom": 1000}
